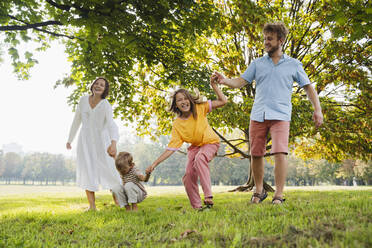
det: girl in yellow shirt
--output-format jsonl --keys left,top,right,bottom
{"left": 146, "top": 74, "right": 227, "bottom": 209}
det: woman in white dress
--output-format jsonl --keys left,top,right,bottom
{"left": 66, "top": 77, "right": 122, "bottom": 210}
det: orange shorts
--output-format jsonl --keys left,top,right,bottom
{"left": 249, "top": 120, "right": 290, "bottom": 157}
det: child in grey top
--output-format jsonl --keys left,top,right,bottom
{"left": 112, "top": 152, "right": 151, "bottom": 211}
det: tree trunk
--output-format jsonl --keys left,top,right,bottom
{"left": 229, "top": 162, "right": 275, "bottom": 192}
{"left": 214, "top": 128, "right": 274, "bottom": 193}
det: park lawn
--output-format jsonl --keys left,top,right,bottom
{"left": 0, "top": 189, "right": 371, "bottom": 247}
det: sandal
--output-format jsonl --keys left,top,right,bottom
{"left": 203, "top": 196, "right": 214, "bottom": 208}
{"left": 272, "top": 197, "right": 285, "bottom": 204}
{"left": 251, "top": 189, "right": 268, "bottom": 203}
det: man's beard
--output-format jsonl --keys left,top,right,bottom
{"left": 267, "top": 44, "right": 280, "bottom": 57}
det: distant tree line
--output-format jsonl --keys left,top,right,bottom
{"left": 0, "top": 150, "right": 75, "bottom": 185}
{"left": 118, "top": 136, "right": 372, "bottom": 187}
{"left": 1, "top": 138, "right": 371, "bottom": 186}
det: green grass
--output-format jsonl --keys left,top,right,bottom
{"left": 0, "top": 187, "right": 371, "bottom": 247}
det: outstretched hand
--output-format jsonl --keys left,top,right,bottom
{"left": 146, "top": 165, "right": 155, "bottom": 174}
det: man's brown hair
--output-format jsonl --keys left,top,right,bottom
{"left": 263, "top": 22, "right": 289, "bottom": 41}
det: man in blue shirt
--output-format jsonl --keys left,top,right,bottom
{"left": 213, "top": 22, "right": 323, "bottom": 204}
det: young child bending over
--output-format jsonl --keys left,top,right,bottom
{"left": 146, "top": 75, "right": 227, "bottom": 210}
{"left": 112, "top": 152, "right": 151, "bottom": 211}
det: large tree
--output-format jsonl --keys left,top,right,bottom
{"left": 1, "top": 1, "right": 371, "bottom": 191}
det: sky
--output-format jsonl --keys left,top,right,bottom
{"left": 0, "top": 41, "right": 128, "bottom": 156}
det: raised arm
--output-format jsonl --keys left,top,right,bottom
{"left": 303, "top": 84, "right": 323, "bottom": 128}
{"left": 210, "top": 74, "right": 228, "bottom": 110}
{"left": 146, "top": 149, "right": 175, "bottom": 174}
{"left": 212, "top": 72, "right": 247, "bottom": 88}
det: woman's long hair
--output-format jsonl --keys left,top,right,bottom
{"left": 169, "top": 88, "right": 205, "bottom": 119}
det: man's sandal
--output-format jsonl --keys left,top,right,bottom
{"left": 272, "top": 197, "right": 285, "bottom": 204}
{"left": 251, "top": 190, "right": 268, "bottom": 203}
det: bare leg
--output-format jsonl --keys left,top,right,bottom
{"left": 85, "top": 190, "right": 96, "bottom": 210}
{"left": 251, "top": 156, "right": 265, "bottom": 203}
{"left": 131, "top": 203, "right": 138, "bottom": 211}
{"left": 111, "top": 191, "right": 119, "bottom": 206}
{"left": 125, "top": 205, "right": 131, "bottom": 211}
{"left": 273, "top": 153, "right": 287, "bottom": 204}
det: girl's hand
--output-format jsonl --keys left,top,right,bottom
{"left": 146, "top": 165, "right": 154, "bottom": 174}
{"left": 107, "top": 144, "right": 117, "bottom": 158}
{"left": 66, "top": 143, "right": 72, "bottom": 150}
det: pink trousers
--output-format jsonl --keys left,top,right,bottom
{"left": 182, "top": 143, "right": 219, "bottom": 209}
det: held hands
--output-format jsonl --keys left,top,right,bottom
{"left": 146, "top": 165, "right": 155, "bottom": 174}
{"left": 210, "top": 73, "right": 219, "bottom": 86}
{"left": 107, "top": 143, "right": 117, "bottom": 158}
{"left": 211, "top": 72, "right": 226, "bottom": 85}
{"left": 144, "top": 170, "right": 151, "bottom": 182}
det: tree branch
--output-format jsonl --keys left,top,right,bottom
{"left": 213, "top": 128, "right": 273, "bottom": 159}
{"left": 2, "top": 15, "right": 82, "bottom": 40}
{"left": 45, "top": 0, "right": 72, "bottom": 11}
{"left": 213, "top": 127, "right": 250, "bottom": 158}
{"left": 1, "top": 16, "right": 62, "bottom": 31}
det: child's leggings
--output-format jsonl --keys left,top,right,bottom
{"left": 182, "top": 143, "right": 219, "bottom": 209}
{"left": 112, "top": 182, "right": 146, "bottom": 208}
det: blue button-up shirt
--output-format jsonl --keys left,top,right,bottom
{"left": 241, "top": 54, "right": 310, "bottom": 122}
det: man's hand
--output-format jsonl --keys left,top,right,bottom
{"left": 313, "top": 110, "right": 323, "bottom": 128}
{"left": 212, "top": 72, "right": 226, "bottom": 84}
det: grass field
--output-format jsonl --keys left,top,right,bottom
{"left": 0, "top": 185, "right": 371, "bottom": 247}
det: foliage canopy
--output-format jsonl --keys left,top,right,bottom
{"left": 1, "top": 0, "right": 371, "bottom": 163}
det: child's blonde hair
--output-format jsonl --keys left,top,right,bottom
{"left": 115, "top": 152, "right": 134, "bottom": 176}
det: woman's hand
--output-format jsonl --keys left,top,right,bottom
{"left": 107, "top": 143, "right": 117, "bottom": 158}
{"left": 66, "top": 143, "right": 72, "bottom": 150}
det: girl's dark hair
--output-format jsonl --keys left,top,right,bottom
{"left": 90, "top": 77, "right": 109, "bottom": 99}
{"left": 169, "top": 89, "right": 199, "bottom": 119}
{"left": 263, "top": 22, "right": 289, "bottom": 41}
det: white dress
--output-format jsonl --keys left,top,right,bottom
{"left": 67, "top": 95, "right": 122, "bottom": 191}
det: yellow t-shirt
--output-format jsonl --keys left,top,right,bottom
{"left": 167, "top": 101, "right": 220, "bottom": 150}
